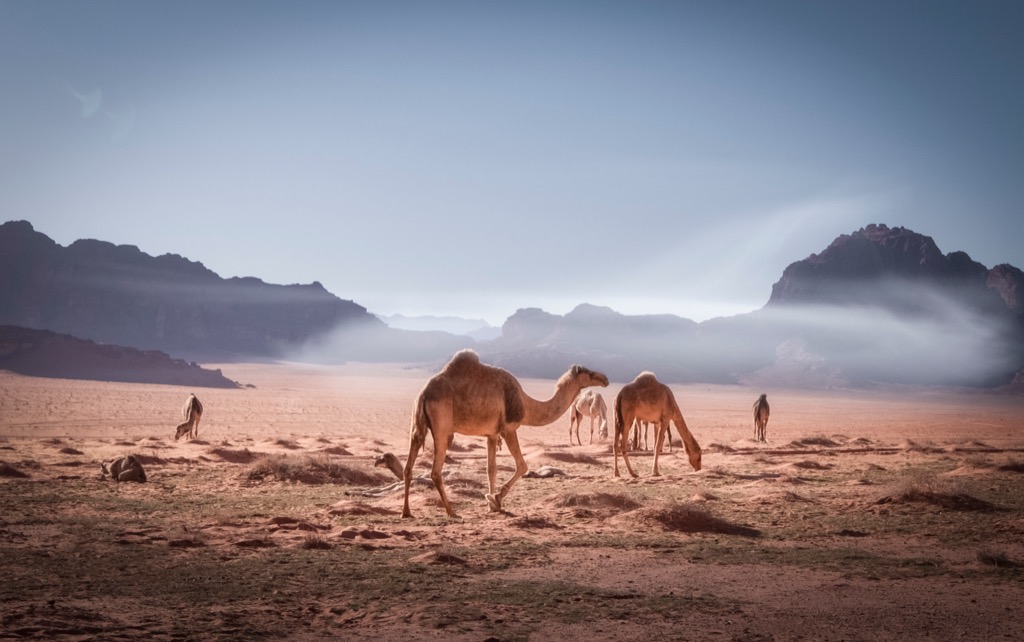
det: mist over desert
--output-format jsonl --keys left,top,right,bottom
{"left": 2, "top": 360, "right": 1023, "bottom": 640}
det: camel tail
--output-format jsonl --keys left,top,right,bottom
{"left": 614, "top": 393, "right": 625, "bottom": 439}
{"left": 410, "top": 393, "right": 431, "bottom": 451}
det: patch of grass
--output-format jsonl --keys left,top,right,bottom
{"left": 246, "top": 454, "right": 385, "bottom": 485}
{"left": 879, "top": 469, "right": 998, "bottom": 512}
{"left": 628, "top": 501, "right": 761, "bottom": 537}
{"left": 976, "top": 548, "right": 1015, "bottom": 568}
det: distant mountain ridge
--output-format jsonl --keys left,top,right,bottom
{"left": 0, "top": 220, "right": 381, "bottom": 360}
{"left": 767, "top": 224, "right": 1017, "bottom": 316}
{"left": 0, "top": 325, "right": 239, "bottom": 388}
{"left": 481, "top": 225, "right": 1024, "bottom": 387}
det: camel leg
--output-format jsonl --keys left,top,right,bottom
{"left": 485, "top": 435, "right": 500, "bottom": 510}
{"left": 652, "top": 424, "right": 668, "bottom": 476}
{"left": 401, "top": 431, "right": 425, "bottom": 519}
{"left": 589, "top": 415, "right": 595, "bottom": 445}
{"left": 488, "top": 429, "right": 528, "bottom": 512}
{"left": 192, "top": 413, "right": 201, "bottom": 440}
{"left": 615, "top": 415, "right": 640, "bottom": 479}
{"left": 429, "top": 433, "right": 458, "bottom": 518}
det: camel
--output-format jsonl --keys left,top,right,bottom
{"left": 402, "top": 349, "right": 608, "bottom": 518}
{"left": 613, "top": 372, "right": 701, "bottom": 478}
{"left": 569, "top": 389, "right": 609, "bottom": 445}
{"left": 753, "top": 393, "right": 770, "bottom": 442}
{"left": 101, "top": 454, "right": 146, "bottom": 482}
{"left": 174, "top": 393, "right": 203, "bottom": 441}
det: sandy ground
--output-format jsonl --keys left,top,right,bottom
{"left": 2, "top": 361, "right": 1023, "bottom": 641}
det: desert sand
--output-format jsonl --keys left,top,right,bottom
{"left": 2, "top": 360, "right": 1023, "bottom": 641}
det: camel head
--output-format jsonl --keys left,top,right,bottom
{"left": 686, "top": 443, "right": 702, "bottom": 471}
{"left": 567, "top": 365, "right": 609, "bottom": 390}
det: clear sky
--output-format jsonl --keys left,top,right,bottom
{"left": 2, "top": 1, "right": 1021, "bottom": 325}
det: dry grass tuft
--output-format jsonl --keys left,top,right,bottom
{"left": 247, "top": 454, "right": 385, "bottom": 485}
{"left": 209, "top": 448, "right": 257, "bottom": 464}
{"left": 542, "top": 451, "right": 601, "bottom": 466}
{"left": 628, "top": 502, "right": 760, "bottom": 537}
{"left": 318, "top": 446, "right": 352, "bottom": 456}
{"left": 976, "top": 548, "right": 1015, "bottom": 568}
{"left": 546, "top": 492, "right": 641, "bottom": 511}
{"left": 878, "top": 470, "right": 998, "bottom": 512}
{"left": 790, "top": 460, "right": 832, "bottom": 470}
{"left": 0, "top": 461, "right": 29, "bottom": 478}
{"left": 998, "top": 459, "right": 1024, "bottom": 473}
{"left": 58, "top": 446, "right": 84, "bottom": 455}
{"left": 510, "top": 516, "right": 562, "bottom": 530}
{"left": 301, "top": 534, "right": 333, "bottom": 550}
{"left": 273, "top": 439, "right": 302, "bottom": 450}
{"left": 787, "top": 436, "right": 840, "bottom": 448}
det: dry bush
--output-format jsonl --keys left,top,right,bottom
{"left": 542, "top": 451, "right": 601, "bottom": 466}
{"left": 0, "top": 461, "right": 29, "bottom": 478}
{"left": 790, "top": 460, "right": 832, "bottom": 470}
{"left": 787, "top": 436, "right": 840, "bottom": 448}
{"left": 246, "top": 454, "right": 385, "bottom": 485}
{"left": 58, "top": 446, "right": 84, "bottom": 455}
{"left": 317, "top": 446, "right": 352, "bottom": 456}
{"left": 976, "top": 548, "right": 1015, "bottom": 568}
{"left": 998, "top": 459, "right": 1024, "bottom": 473}
{"left": 627, "top": 502, "right": 760, "bottom": 537}
{"left": 878, "top": 469, "right": 998, "bottom": 512}
{"left": 301, "top": 534, "right": 333, "bottom": 550}
{"left": 546, "top": 492, "right": 640, "bottom": 511}
{"left": 209, "top": 448, "right": 257, "bottom": 464}
{"left": 273, "top": 439, "right": 301, "bottom": 450}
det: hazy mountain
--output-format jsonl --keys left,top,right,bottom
{"left": 380, "top": 313, "right": 501, "bottom": 341}
{"left": 0, "top": 325, "right": 239, "bottom": 388}
{"left": 0, "top": 220, "right": 471, "bottom": 363}
{"left": 481, "top": 225, "right": 1024, "bottom": 388}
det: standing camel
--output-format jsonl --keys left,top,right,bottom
{"left": 613, "top": 372, "right": 701, "bottom": 478}
{"left": 402, "top": 349, "right": 609, "bottom": 518}
{"left": 753, "top": 393, "right": 770, "bottom": 442}
{"left": 569, "top": 389, "right": 609, "bottom": 445}
{"left": 174, "top": 393, "right": 203, "bottom": 441}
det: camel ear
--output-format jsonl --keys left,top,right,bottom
{"left": 570, "top": 365, "right": 584, "bottom": 377}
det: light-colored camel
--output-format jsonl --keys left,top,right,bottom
{"left": 174, "top": 393, "right": 203, "bottom": 441}
{"left": 402, "top": 349, "right": 608, "bottom": 518}
{"left": 101, "top": 454, "right": 147, "bottom": 482}
{"left": 753, "top": 393, "right": 770, "bottom": 442}
{"left": 569, "top": 389, "right": 608, "bottom": 445}
{"left": 613, "top": 372, "right": 701, "bottom": 478}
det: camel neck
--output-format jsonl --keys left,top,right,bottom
{"left": 521, "top": 382, "right": 578, "bottom": 427}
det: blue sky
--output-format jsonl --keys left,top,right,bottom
{"left": 2, "top": 1, "right": 1021, "bottom": 324}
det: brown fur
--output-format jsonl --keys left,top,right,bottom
{"left": 753, "top": 393, "right": 770, "bottom": 442}
{"left": 101, "top": 454, "right": 146, "bottom": 482}
{"left": 613, "top": 372, "right": 701, "bottom": 478}
{"left": 403, "top": 350, "right": 608, "bottom": 518}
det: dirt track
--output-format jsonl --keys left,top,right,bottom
{"left": 2, "top": 363, "right": 1023, "bottom": 640}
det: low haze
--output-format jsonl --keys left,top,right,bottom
{"left": 2, "top": 1, "right": 1021, "bottom": 325}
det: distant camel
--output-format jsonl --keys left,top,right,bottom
{"left": 753, "top": 393, "right": 770, "bottom": 442}
{"left": 569, "top": 389, "right": 609, "bottom": 445}
{"left": 403, "top": 349, "right": 608, "bottom": 518}
{"left": 613, "top": 372, "right": 701, "bottom": 478}
{"left": 174, "top": 393, "right": 203, "bottom": 441}
{"left": 101, "top": 455, "right": 146, "bottom": 482}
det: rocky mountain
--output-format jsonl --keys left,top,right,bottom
{"left": 481, "top": 225, "right": 1024, "bottom": 388}
{"left": 381, "top": 313, "right": 501, "bottom": 342}
{"left": 0, "top": 325, "right": 239, "bottom": 388}
{"left": 767, "top": 224, "right": 1014, "bottom": 317}
{"left": 0, "top": 220, "right": 470, "bottom": 362}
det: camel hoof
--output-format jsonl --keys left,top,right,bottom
{"left": 485, "top": 493, "right": 501, "bottom": 512}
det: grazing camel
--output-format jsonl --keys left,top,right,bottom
{"left": 753, "top": 393, "right": 770, "bottom": 442}
{"left": 569, "top": 389, "right": 609, "bottom": 445}
{"left": 101, "top": 455, "right": 146, "bottom": 482}
{"left": 174, "top": 393, "right": 203, "bottom": 441}
{"left": 613, "top": 372, "right": 701, "bottom": 478}
{"left": 402, "top": 349, "right": 608, "bottom": 518}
